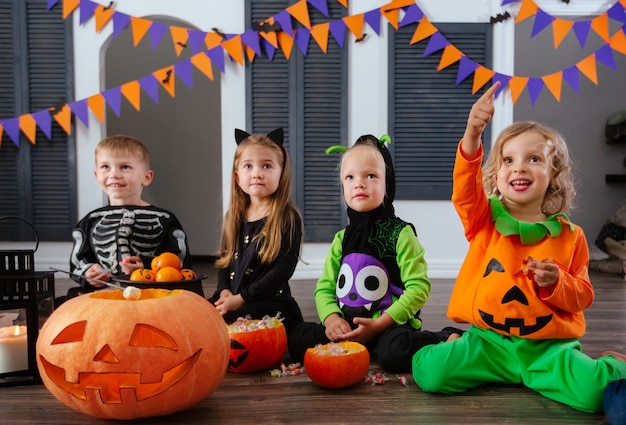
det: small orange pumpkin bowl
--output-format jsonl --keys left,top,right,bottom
{"left": 304, "top": 341, "right": 370, "bottom": 389}
{"left": 227, "top": 317, "right": 287, "bottom": 373}
{"left": 36, "top": 289, "right": 229, "bottom": 420}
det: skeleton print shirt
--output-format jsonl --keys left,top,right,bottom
{"left": 70, "top": 205, "right": 191, "bottom": 288}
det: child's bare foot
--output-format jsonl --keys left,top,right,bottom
{"left": 600, "top": 351, "right": 626, "bottom": 362}
{"left": 447, "top": 333, "right": 461, "bottom": 342}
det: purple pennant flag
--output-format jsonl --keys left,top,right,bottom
{"left": 112, "top": 12, "right": 131, "bottom": 39}
{"left": 399, "top": 4, "right": 424, "bottom": 28}
{"left": 2, "top": 118, "right": 21, "bottom": 147}
{"left": 102, "top": 87, "right": 122, "bottom": 117}
{"left": 47, "top": 0, "right": 59, "bottom": 10}
{"left": 329, "top": 19, "right": 346, "bottom": 49}
{"left": 31, "top": 110, "right": 53, "bottom": 139}
{"left": 149, "top": 22, "right": 168, "bottom": 51}
{"left": 188, "top": 30, "right": 207, "bottom": 54}
{"left": 275, "top": 10, "right": 293, "bottom": 36}
{"left": 596, "top": 44, "right": 617, "bottom": 70}
{"left": 423, "top": 32, "right": 448, "bottom": 56}
{"left": 608, "top": 3, "right": 626, "bottom": 26}
{"left": 207, "top": 46, "right": 226, "bottom": 73}
{"left": 308, "top": 0, "right": 329, "bottom": 17}
{"left": 563, "top": 66, "right": 580, "bottom": 93}
{"left": 79, "top": 0, "right": 99, "bottom": 25}
{"left": 68, "top": 99, "right": 89, "bottom": 128}
{"left": 492, "top": 73, "right": 511, "bottom": 98}
{"left": 174, "top": 59, "right": 193, "bottom": 89}
{"left": 138, "top": 75, "right": 159, "bottom": 104}
{"left": 527, "top": 77, "right": 544, "bottom": 105}
{"left": 501, "top": 0, "right": 518, "bottom": 5}
{"left": 364, "top": 9, "right": 381, "bottom": 35}
{"left": 241, "top": 29, "right": 262, "bottom": 57}
{"left": 573, "top": 20, "right": 592, "bottom": 49}
{"left": 531, "top": 10, "right": 555, "bottom": 38}
{"left": 263, "top": 39, "right": 277, "bottom": 61}
{"left": 456, "top": 56, "right": 478, "bottom": 85}
{"left": 295, "top": 28, "right": 311, "bottom": 56}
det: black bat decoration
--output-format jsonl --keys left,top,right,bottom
{"left": 355, "top": 33, "right": 368, "bottom": 43}
{"left": 49, "top": 99, "right": 66, "bottom": 116}
{"left": 251, "top": 21, "right": 281, "bottom": 32}
{"left": 212, "top": 28, "right": 226, "bottom": 39}
{"left": 490, "top": 12, "right": 511, "bottom": 24}
{"left": 560, "top": 0, "right": 570, "bottom": 3}
{"left": 176, "top": 41, "right": 187, "bottom": 49}
{"left": 162, "top": 69, "right": 173, "bottom": 84}
{"left": 103, "top": 1, "right": 114, "bottom": 10}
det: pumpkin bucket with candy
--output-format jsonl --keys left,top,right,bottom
{"left": 227, "top": 314, "right": 287, "bottom": 373}
{"left": 36, "top": 288, "right": 230, "bottom": 420}
{"left": 304, "top": 341, "right": 370, "bottom": 389}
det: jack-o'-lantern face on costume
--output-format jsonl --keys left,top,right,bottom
{"left": 36, "top": 289, "right": 230, "bottom": 420}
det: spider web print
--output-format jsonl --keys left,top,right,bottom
{"left": 368, "top": 219, "right": 405, "bottom": 259}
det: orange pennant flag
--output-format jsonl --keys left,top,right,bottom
{"left": 509, "top": 76, "right": 529, "bottom": 104}
{"left": 130, "top": 17, "right": 152, "bottom": 47}
{"left": 94, "top": 5, "right": 115, "bottom": 32}
{"left": 552, "top": 18, "right": 573, "bottom": 49}
{"left": 222, "top": 35, "right": 244, "bottom": 66}
{"left": 155, "top": 67, "right": 175, "bottom": 98}
{"left": 438, "top": 45, "right": 462, "bottom": 70}
{"left": 381, "top": 0, "right": 415, "bottom": 29}
{"left": 610, "top": 30, "right": 626, "bottom": 55}
{"left": 88, "top": 94, "right": 106, "bottom": 123}
{"left": 19, "top": 114, "right": 37, "bottom": 145}
{"left": 206, "top": 32, "right": 223, "bottom": 50}
{"left": 542, "top": 71, "right": 563, "bottom": 102}
{"left": 576, "top": 55, "right": 598, "bottom": 85}
{"left": 310, "top": 23, "right": 330, "bottom": 54}
{"left": 287, "top": 0, "right": 311, "bottom": 29}
{"left": 621, "top": 0, "right": 626, "bottom": 8}
{"left": 472, "top": 66, "right": 495, "bottom": 94}
{"left": 191, "top": 53, "right": 215, "bottom": 81}
{"left": 259, "top": 30, "right": 279, "bottom": 49}
{"left": 171, "top": 26, "right": 190, "bottom": 57}
{"left": 515, "top": 0, "right": 538, "bottom": 24}
{"left": 121, "top": 81, "right": 141, "bottom": 111}
{"left": 278, "top": 31, "right": 295, "bottom": 60}
{"left": 245, "top": 46, "right": 256, "bottom": 63}
{"left": 51, "top": 104, "right": 72, "bottom": 135}
{"left": 591, "top": 13, "right": 610, "bottom": 43}
{"left": 410, "top": 17, "right": 437, "bottom": 45}
{"left": 337, "top": 0, "right": 348, "bottom": 7}
{"left": 62, "top": 0, "right": 80, "bottom": 20}
{"left": 343, "top": 14, "right": 365, "bottom": 40}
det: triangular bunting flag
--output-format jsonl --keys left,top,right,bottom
{"left": 456, "top": 56, "right": 478, "bottom": 85}
{"left": 287, "top": 0, "right": 311, "bottom": 29}
{"left": 3, "top": 118, "right": 21, "bottom": 146}
{"left": 310, "top": 23, "right": 330, "bottom": 54}
{"left": 121, "top": 80, "right": 141, "bottom": 111}
{"left": 596, "top": 44, "right": 617, "bottom": 70}
{"left": 492, "top": 73, "right": 511, "bottom": 98}
{"left": 259, "top": 30, "right": 279, "bottom": 49}
{"left": 130, "top": 17, "right": 152, "bottom": 47}
{"left": 509, "top": 76, "right": 529, "bottom": 105}
{"left": 155, "top": 67, "right": 176, "bottom": 97}
{"left": 576, "top": 54, "right": 598, "bottom": 85}
{"left": 87, "top": 94, "right": 106, "bottom": 123}
{"left": 438, "top": 45, "right": 462, "bottom": 70}
{"left": 343, "top": 14, "right": 365, "bottom": 40}
{"left": 275, "top": 10, "right": 294, "bottom": 37}
{"left": 241, "top": 29, "right": 262, "bottom": 57}
{"left": 94, "top": 4, "right": 115, "bottom": 32}
{"left": 138, "top": 74, "right": 159, "bottom": 104}
{"left": 263, "top": 39, "right": 277, "bottom": 61}
{"left": 531, "top": 10, "right": 554, "bottom": 38}
{"left": 207, "top": 46, "right": 226, "bottom": 73}
{"left": 527, "top": 78, "right": 544, "bottom": 105}
{"left": 591, "top": 13, "right": 610, "bottom": 42}
{"left": 515, "top": 0, "right": 538, "bottom": 24}
{"left": 174, "top": 59, "right": 194, "bottom": 89}
{"left": 112, "top": 12, "right": 131, "bottom": 39}
{"left": 245, "top": 46, "right": 256, "bottom": 63}
{"left": 170, "top": 26, "right": 190, "bottom": 57}
{"left": 337, "top": 0, "right": 347, "bottom": 8}
{"left": 191, "top": 52, "right": 215, "bottom": 81}
{"left": 329, "top": 20, "right": 347, "bottom": 49}
{"left": 381, "top": 6, "right": 400, "bottom": 30}
{"left": 51, "top": 104, "right": 72, "bottom": 135}
{"left": 205, "top": 32, "right": 223, "bottom": 50}
{"left": 423, "top": 32, "right": 448, "bottom": 56}
{"left": 62, "top": 0, "right": 79, "bottom": 20}
{"left": 102, "top": 87, "right": 122, "bottom": 117}
{"left": 399, "top": 4, "right": 424, "bottom": 28}
{"left": 309, "top": 0, "right": 329, "bottom": 17}
{"left": 552, "top": 18, "right": 573, "bottom": 49}
{"left": 68, "top": 100, "right": 89, "bottom": 128}
{"left": 32, "top": 109, "right": 53, "bottom": 139}
{"left": 410, "top": 17, "right": 437, "bottom": 45}
{"left": 278, "top": 31, "right": 295, "bottom": 60}
{"left": 189, "top": 30, "right": 208, "bottom": 54}
{"left": 79, "top": 0, "right": 98, "bottom": 25}
{"left": 364, "top": 9, "right": 381, "bottom": 36}
{"left": 608, "top": 3, "right": 626, "bottom": 26}
{"left": 471, "top": 66, "right": 495, "bottom": 94}
{"left": 573, "top": 20, "right": 592, "bottom": 49}
{"left": 610, "top": 29, "right": 626, "bottom": 55}
{"left": 563, "top": 66, "right": 580, "bottom": 93}
{"left": 295, "top": 28, "right": 311, "bottom": 56}
{"left": 222, "top": 35, "right": 244, "bottom": 66}
{"left": 542, "top": 71, "right": 563, "bottom": 102}
{"left": 149, "top": 22, "right": 168, "bottom": 50}
{"left": 19, "top": 114, "right": 37, "bottom": 144}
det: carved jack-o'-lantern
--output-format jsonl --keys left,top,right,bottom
{"left": 36, "top": 289, "right": 230, "bottom": 420}
{"left": 227, "top": 317, "right": 287, "bottom": 373}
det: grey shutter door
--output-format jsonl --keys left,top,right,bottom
{"left": 248, "top": 0, "right": 346, "bottom": 242}
{"left": 0, "top": 0, "right": 76, "bottom": 240}
{"left": 390, "top": 23, "right": 492, "bottom": 200}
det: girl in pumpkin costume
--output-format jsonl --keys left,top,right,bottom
{"left": 412, "top": 83, "right": 626, "bottom": 413}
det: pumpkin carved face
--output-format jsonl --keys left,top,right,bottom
{"left": 227, "top": 318, "right": 287, "bottom": 373}
{"left": 36, "top": 289, "right": 230, "bottom": 420}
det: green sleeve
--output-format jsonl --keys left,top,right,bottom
{"left": 384, "top": 225, "right": 432, "bottom": 328}
{"left": 314, "top": 230, "right": 345, "bottom": 324}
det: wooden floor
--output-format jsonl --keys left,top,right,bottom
{"left": 2, "top": 262, "right": 625, "bottom": 424}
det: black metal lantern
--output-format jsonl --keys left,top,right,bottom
{"left": 0, "top": 216, "right": 55, "bottom": 386}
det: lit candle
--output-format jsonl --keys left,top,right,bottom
{"left": 0, "top": 325, "right": 28, "bottom": 374}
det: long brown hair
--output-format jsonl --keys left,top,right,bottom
{"left": 215, "top": 133, "right": 302, "bottom": 268}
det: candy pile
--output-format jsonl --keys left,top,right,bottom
{"left": 122, "top": 286, "right": 141, "bottom": 300}
{"left": 310, "top": 341, "right": 365, "bottom": 356}
{"left": 269, "top": 362, "right": 305, "bottom": 377}
{"left": 227, "top": 313, "right": 283, "bottom": 333}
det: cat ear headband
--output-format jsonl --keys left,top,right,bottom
{"left": 234, "top": 128, "right": 284, "bottom": 146}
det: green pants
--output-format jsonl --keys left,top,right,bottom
{"left": 412, "top": 326, "right": 626, "bottom": 412}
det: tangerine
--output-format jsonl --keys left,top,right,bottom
{"left": 129, "top": 268, "right": 155, "bottom": 282}
{"left": 181, "top": 269, "right": 197, "bottom": 280}
{"left": 155, "top": 266, "right": 183, "bottom": 282}
{"left": 151, "top": 252, "right": 182, "bottom": 271}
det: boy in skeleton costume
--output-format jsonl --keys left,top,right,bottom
{"left": 68, "top": 135, "right": 191, "bottom": 295}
